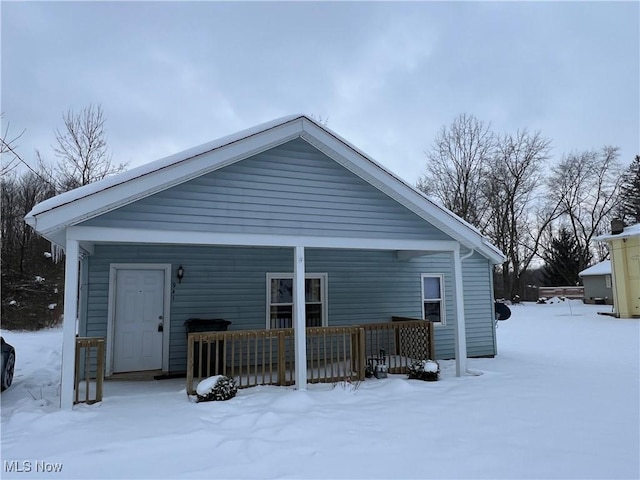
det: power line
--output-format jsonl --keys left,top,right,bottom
{"left": 0, "top": 137, "right": 58, "bottom": 191}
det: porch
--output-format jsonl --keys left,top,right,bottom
{"left": 74, "top": 319, "right": 434, "bottom": 403}
{"left": 26, "top": 116, "right": 505, "bottom": 409}
{"left": 186, "top": 318, "right": 434, "bottom": 394}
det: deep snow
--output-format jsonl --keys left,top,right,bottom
{"left": 1, "top": 301, "right": 638, "bottom": 479}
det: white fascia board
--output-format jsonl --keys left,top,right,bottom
{"left": 66, "top": 226, "right": 460, "bottom": 252}
{"left": 27, "top": 120, "right": 306, "bottom": 236}
{"left": 299, "top": 123, "right": 505, "bottom": 264}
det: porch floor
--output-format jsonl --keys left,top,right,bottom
{"left": 106, "top": 370, "right": 163, "bottom": 381}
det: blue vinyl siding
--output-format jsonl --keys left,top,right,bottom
{"left": 461, "top": 253, "right": 497, "bottom": 357}
{"left": 81, "top": 138, "right": 448, "bottom": 241}
{"left": 85, "top": 245, "right": 496, "bottom": 373}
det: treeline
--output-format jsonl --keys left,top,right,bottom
{"left": 1, "top": 106, "right": 125, "bottom": 329}
{"left": 1, "top": 108, "right": 639, "bottom": 328}
{"left": 417, "top": 114, "right": 640, "bottom": 300}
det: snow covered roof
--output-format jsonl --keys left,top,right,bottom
{"left": 25, "top": 114, "right": 505, "bottom": 263}
{"left": 593, "top": 223, "right": 640, "bottom": 242}
{"left": 579, "top": 260, "right": 611, "bottom": 277}
{"left": 26, "top": 115, "right": 302, "bottom": 219}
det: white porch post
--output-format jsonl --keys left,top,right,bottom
{"left": 61, "top": 238, "right": 80, "bottom": 409}
{"left": 453, "top": 246, "right": 468, "bottom": 377}
{"left": 293, "top": 246, "right": 307, "bottom": 390}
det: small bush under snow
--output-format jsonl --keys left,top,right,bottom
{"left": 196, "top": 375, "right": 238, "bottom": 402}
{"left": 407, "top": 359, "right": 440, "bottom": 381}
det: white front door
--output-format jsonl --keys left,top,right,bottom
{"left": 113, "top": 269, "right": 165, "bottom": 373}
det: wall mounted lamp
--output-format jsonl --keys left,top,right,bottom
{"left": 177, "top": 265, "right": 185, "bottom": 283}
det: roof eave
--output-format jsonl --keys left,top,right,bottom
{"left": 26, "top": 116, "right": 307, "bottom": 235}
{"left": 26, "top": 114, "right": 506, "bottom": 263}
{"left": 299, "top": 119, "right": 506, "bottom": 264}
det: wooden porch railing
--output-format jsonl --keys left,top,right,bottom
{"left": 305, "top": 326, "right": 365, "bottom": 384}
{"left": 364, "top": 318, "right": 435, "bottom": 373}
{"left": 74, "top": 337, "right": 105, "bottom": 405}
{"left": 187, "top": 328, "right": 293, "bottom": 394}
{"left": 186, "top": 320, "right": 433, "bottom": 395}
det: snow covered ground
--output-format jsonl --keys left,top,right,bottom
{"left": 1, "top": 301, "right": 638, "bottom": 479}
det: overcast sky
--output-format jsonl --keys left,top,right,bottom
{"left": 2, "top": 1, "right": 639, "bottom": 185}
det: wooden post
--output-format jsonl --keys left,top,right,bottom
{"left": 74, "top": 341, "right": 81, "bottom": 404}
{"left": 277, "top": 330, "right": 286, "bottom": 386}
{"left": 95, "top": 340, "right": 104, "bottom": 402}
{"left": 428, "top": 322, "right": 435, "bottom": 360}
{"left": 84, "top": 344, "right": 90, "bottom": 403}
{"left": 358, "top": 328, "right": 366, "bottom": 381}
{"left": 186, "top": 334, "right": 194, "bottom": 395}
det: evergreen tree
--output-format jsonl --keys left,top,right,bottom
{"left": 618, "top": 155, "right": 640, "bottom": 224}
{"left": 542, "top": 228, "right": 585, "bottom": 286}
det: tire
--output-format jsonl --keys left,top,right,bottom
{"left": 2, "top": 351, "right": 15, "bottom": 391}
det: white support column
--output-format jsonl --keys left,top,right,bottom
{"left": 61, "top": 238, "right": 80, "bottom": 409}
{"left": 293, "top": 246, "right": 307, "bottom": 390}
{"left": 453, "top": 247, "right": 468, "bottom": 377}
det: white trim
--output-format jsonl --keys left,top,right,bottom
{"left": 453, "top": 247, "right": 468, "bottom": 377}
{"left": 78, "top": 256, "right": 90, "bottom": 337}
{"left": 60, "top": 238, "right": 79, "bottom": 410}
{"left": 266, "top": 272, "right": 328, "bottom": 329}
{"left": 26, "top": 120, "right": 304, "bottom": 234}
{"left": 27, "top": 115, "right": 505, "bottom": 264}
{"left": 421, "top": 273, "right": 445, "bottom": 326}
{"left": 299, "top": 124, "right": 505, "bottom": 264}
{"left": 105, "top": 263, "right": 172, "bottom": 376}
{"left": 66, "top": 226, "right": 460, "bottom": 252}
{"left": 293, "top": 246, "right": 307, "bottom": 390}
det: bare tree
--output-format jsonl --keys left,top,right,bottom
{"left": 547, "top": 146, "right": 623, "bottom": 269}
{"left": 2, "top": 169, "right": 63, "bottom": 330}
{"left": 483, "top": 130, "right": 558, "bottom": 299}
{"left": 417, "top": 114, "right": 494, "bottom": 227}
{"left": 1, "top": 171, "right": 56, "bottom": 276}
{"left": 1, "top": 116, "right": 26, "bottom": 176}
{"left": 2, "top": 105, "right": 126, "bottom": 330}
{"left": 52, "top": 105, "right": 125, "bottom": 191}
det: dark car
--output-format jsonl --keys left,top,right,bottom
{"left": 1, "top": 337, "right": 15, "bottom": 391}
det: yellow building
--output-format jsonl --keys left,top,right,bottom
{"left": 595, "top": 222, "right": 640, "bottom": 318}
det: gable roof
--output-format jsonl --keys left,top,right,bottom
{"left": 579, "top": 260, "right": 611, "bottom": 277}
{"left": 25, "top": 114, "right": 505, "bottom": 263}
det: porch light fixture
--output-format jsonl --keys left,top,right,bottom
{"left": 176, "top": 265, "right": 185, "bottom": 283}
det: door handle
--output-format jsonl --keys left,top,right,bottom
{"left": 158, "top": 322, "right": 164, "bottom": 332}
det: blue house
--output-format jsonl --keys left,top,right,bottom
{"left": 26, "top": 115, "right": 505, "bottom": 408}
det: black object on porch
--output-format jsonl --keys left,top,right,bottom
{"left": 185, "top": 319, "right": 231, "bottom": 377}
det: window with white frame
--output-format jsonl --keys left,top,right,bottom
{"left": 267, "top": 273, "right": 327, "bottom": 329}
{"left": 421, "top": 274, "right": 445, "bottom": 325}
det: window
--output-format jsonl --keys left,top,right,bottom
{"left": 267, "top": 273, "right": 327, "bottom": 329}
{"left": 421, "top": 274, "right": 444, "bottom": 325}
